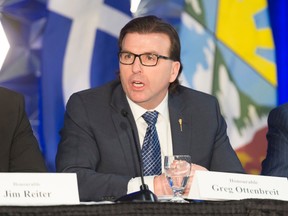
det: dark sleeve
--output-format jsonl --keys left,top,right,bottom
{"left": 9, "top": 93, "right": 47, "bottom": 172}
{"left": 209, "top": 98, "right": 245, "bottom": 173}
{"left": 56, "top": 93, "right": 131, "bottom": 202}
{"left": 261, "top": 104, "right": 288, "bottom": 177}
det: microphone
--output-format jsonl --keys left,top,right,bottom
{"left": 115, "top": 109, "right": 158, "bottom": 202}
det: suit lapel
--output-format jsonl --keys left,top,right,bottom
{"left": 169, "top": 93, "right": 192, "bottom": 155}
{"left": 110, "top": 83, "right": 141, "bottom": 176}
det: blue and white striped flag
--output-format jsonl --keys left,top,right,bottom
{"left": 41, "top": 0, "right": 131, "bottom": 170}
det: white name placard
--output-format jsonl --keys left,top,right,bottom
{"left": 0, "top": 173, "right": 79, "bottom": 206}
{"left": 189, "top": 171, "right": 288, "bottom": 201}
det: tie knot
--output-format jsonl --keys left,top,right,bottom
{"left": 142, "top": 111, "right": 158, "bottom": 126}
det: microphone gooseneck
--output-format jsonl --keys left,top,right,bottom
{"left": 115, "top": 109, "right": 157, "bottom": 202}
{"left": 120, "top": 109, "right": 146, "bottom": 189}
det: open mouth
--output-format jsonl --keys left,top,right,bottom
{"left": 132, "top": 81, "right": 144, "bottom": 87}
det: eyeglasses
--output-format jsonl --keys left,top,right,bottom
{"left": 119, "top": 52, "right": 172, "bottom": 67}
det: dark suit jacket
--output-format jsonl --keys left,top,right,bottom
{"left": 261, "top": 103, "right": 288, "bottom": 177}
{"left": 0, "top": 87, "right": 47, "bottom": 172}
{"left": 56, "top": 79, "right": 244, "bottom": 201}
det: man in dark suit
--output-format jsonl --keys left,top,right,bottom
{"left": 261, "top": 103, "right": 288, "bottom": 177}
{"left": 0, "top": 87, "right": 47, "bottom": 172}
{"left": 56, "top": 15, "right": 244, "bottom": 201}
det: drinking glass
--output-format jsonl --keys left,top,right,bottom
{"left": 164, "top": 155, "right": 191, "bottom": 203}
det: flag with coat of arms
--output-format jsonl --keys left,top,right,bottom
{"left": 178, "top": 0, "right": 276, "bottom": 174}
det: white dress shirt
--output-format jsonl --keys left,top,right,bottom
{"left": 126, "top": 93, "right": 173, "bottom": 194}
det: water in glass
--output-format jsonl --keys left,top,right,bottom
{"left": 164, "top": 155, "right": 191, "bottom": 203}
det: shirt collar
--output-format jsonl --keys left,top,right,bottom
{"left": 126, "top": 93, "right": 169, "bottom": 122}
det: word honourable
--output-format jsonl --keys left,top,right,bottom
{"left": 189, "top": 171, "right": 288, "bottom": 201}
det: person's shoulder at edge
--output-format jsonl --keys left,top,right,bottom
{"left": 0, "top": 86, "right": 22, "bottom": 99}
{"left": 0, "top": 86, "right": 48, "bottom": 172}
{"left": 0, "top": 87, "right": 25, "bottom": 115}
{"left": 269, "top": 102, "right": 288, "bottom": 118}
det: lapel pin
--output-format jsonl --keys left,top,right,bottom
{"left": 178, "top": 118, "right": 183, "bottom": 132}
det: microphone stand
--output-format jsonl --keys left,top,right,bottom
{"left": 115, "top": 110, "right": 158, "bottom": 202}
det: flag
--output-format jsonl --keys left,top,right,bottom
{"left": 268, "top": 0, "right": 288, "bottom": 105}
{"left": 136, "top": 0, "right": 277, "bottom": 174}
{"left": 41, "top": 0, "right": 131, "bottom": 170}
{"left": 178, "top": 0, "right": 276, "bottom": 174}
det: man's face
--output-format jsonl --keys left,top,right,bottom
{"left": 119, "top": 32, "right": 180, "bottom": 110}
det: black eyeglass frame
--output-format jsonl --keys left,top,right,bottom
{"left": 118, "top": 51, "right": 173, "bottom": 67}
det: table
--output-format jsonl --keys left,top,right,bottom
{"left": 0, "top": 199, "right": 287, "bottom": 215}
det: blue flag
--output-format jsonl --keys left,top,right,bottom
{"left": 41, "top": 0, "right": 131, "bottom": 170}
{"left": 268, "top": 0, "right": 288, "bottom": 105}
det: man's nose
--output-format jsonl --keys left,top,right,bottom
{"left": 132, "top": 56, "right": 142, "bottom": 73}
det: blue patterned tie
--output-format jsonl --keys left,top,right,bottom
{"left": 141, "top": 111, "right": 162, "bottom": 176}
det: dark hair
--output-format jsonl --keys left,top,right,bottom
{"left": 118, "top": 15, "right": 182, "bottom": 92}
